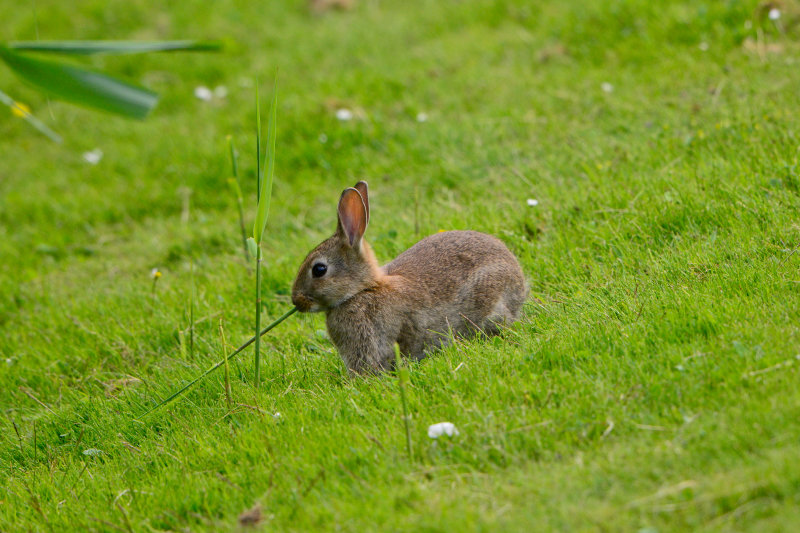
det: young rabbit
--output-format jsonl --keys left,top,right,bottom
{"left": 292, "top": 181, "right": 527, "bottom": 373}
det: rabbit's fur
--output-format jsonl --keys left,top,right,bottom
{"left": 292, "top": 181, "right": 527, "bottom": 373}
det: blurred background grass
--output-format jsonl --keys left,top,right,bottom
{"left": 2, "top": 0, "right": 800, "bottom": 531}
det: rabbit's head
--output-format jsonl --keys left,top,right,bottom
{"left": 292, "top": 181, "right": 379, "bottom": 312}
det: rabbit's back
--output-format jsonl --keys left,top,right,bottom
{"left": 384, "top": 230, "right": 522, "bottom": 290}
{"left": 383, "top": 230, "right": 526, "bottom": 332}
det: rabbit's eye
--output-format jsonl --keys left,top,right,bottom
{"left": 311, "top": 263, "right": 328, "bottom": 278}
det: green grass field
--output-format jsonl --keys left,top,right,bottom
{"left": 2, "top": 0, "right": 800, "bottom": 530}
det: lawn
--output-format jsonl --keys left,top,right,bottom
{"left": 2, "top": 0, "right": 800, "bottom": 531}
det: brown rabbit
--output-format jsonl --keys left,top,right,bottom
{"left": 292, "top": 181, "right": 527, "bottom": 373}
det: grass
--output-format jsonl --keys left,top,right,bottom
{"left": 251, "top": 77, "right": 280, "bottom": 388}
{"left": 2, "top": 0, "right": 800, "bottom": 530}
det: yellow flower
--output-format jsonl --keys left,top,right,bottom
{"left": 11, "top": 101, "right": 31, "bottom": 118}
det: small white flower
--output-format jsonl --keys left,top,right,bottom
{"left": 273, "top": 412, "right": 282, "bottom": 420}
{"left": 318, "top": 133, "right": 328, "bottom": 143}
{"left": 769, "top": 8, "right": 781, "bottom": 21}
{"left": 213, "top": 85, "right": 228, "bottom": 99}
{"left": 527, "top": 198, "right": 539, "bottom": 207}
{"left": 5, "top": 358, "right": 11, "bottom": 364}
{"left": 150, "top": 267, "right": 162, "bottom": 280}
{"left": 194, "top": 86, "right": 213, "bottom": 101}
{"left": 416, "top": 112, "right": 428, "bottom": 123}
{"left": 335, "top": 108, "right": 354, "bottom": 121}
{"left": 82, "top": 149, "right": 103, "bottom": 165}
{"left": 428, "top": 422, "right": 459, "bottom": 439}
{"left": 699, "top": 42, "right": 709, "bottom": 51}
{"left": 601, "top": 82, "right": 614, "bottom": 93}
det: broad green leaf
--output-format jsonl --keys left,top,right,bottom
{"left": 0, "top": 46, "right": 157, "bottom": 119}
{"left": 253, "top": 77, "right": 278, "bottom": 244}
{"left": 7, "top": 40, "right": 221, "bottom": 55}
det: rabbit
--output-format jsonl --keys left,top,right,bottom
{"left": 292, "top": 181, "right": 527, "bottom": 374}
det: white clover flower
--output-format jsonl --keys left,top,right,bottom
{"left": 769, "top": 8, "right": 781, "bottom": 21}
{"left": 82, "top": 149, "right": 103, "bottom": 165}
{"left": 527, "top": 198, "right": 539, "bottom": 207}
{"left": 416, "top": 112, "right": 429, "bottom": 123}
{"left": 428, "top": 422, "right": 459, "bottom": 439}
{"left": 335, "top": 108, "right": 354, "bottom": 121}
{"left": 601, "top": 82, "right": 614, "bottom": 93}
{"left": 194, "top": 86, "right": 213, "bottom": 101}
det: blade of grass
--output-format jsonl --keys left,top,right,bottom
{"left": 226, "top": 136, "right": 249, "bottom": 260}
{"left": 253, "top": 83, "right": 264, "bottom": 388}
{"left": 0, "top": 45, "right": 157, "bottom": 119}
{"left": 252, "top": 75, "right": 279, "bottom": 387}
{"left": 253, "top": 76, "right": 278, "bottom": 244}
{"left": 178, "top": 330, "right": 187, "bottom": 360}
{"left": 138, "top": 307, "right": 297, "bottom": 419}
{"left": 0, "top": 88, "right": 62, "bottom": 143}
{"left": 255, "top": 81, "right": 261, "bottom": 199}
{"left": 7, "top": 40, "right": 222, "bottom": 55}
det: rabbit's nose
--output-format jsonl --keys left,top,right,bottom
{"left": 292, "top": 293, "right": 314, "bottom": 312}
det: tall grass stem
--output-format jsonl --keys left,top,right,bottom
{"left": 251, "top": 76, "right": 278, "bottom": 387}
{"left": 254, "top": 244, "right": 263, "bottom": 387}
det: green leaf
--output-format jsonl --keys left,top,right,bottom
{"left": 253, "top": 76, "right": 278, "bottom": 244}
{"left": 227, "top": 177, "right": 243, "bottom": 202}
{"left": 246, "top": 237, "right": 258, "bottom": 259}
{"left": 227, "top": 135, "right": 239, "bottom": 180}
{"left": 254, "top": 81, "right": 262, "bottom": 213}
{"left": 7, "top": 40, "right": 222, "bottom": 55}
{"left": 0, "top": 46, "right": 157, "bottom": 119}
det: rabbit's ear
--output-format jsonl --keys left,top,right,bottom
{"left": 353, "top": 181, "right": 369, "bottom": 224}
{"left": 337, "top": 187, "right": 368, "bottom": 248}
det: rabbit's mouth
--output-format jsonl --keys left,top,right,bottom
{"left": 292, "top": 294, "right": 319, "bottom": 313}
